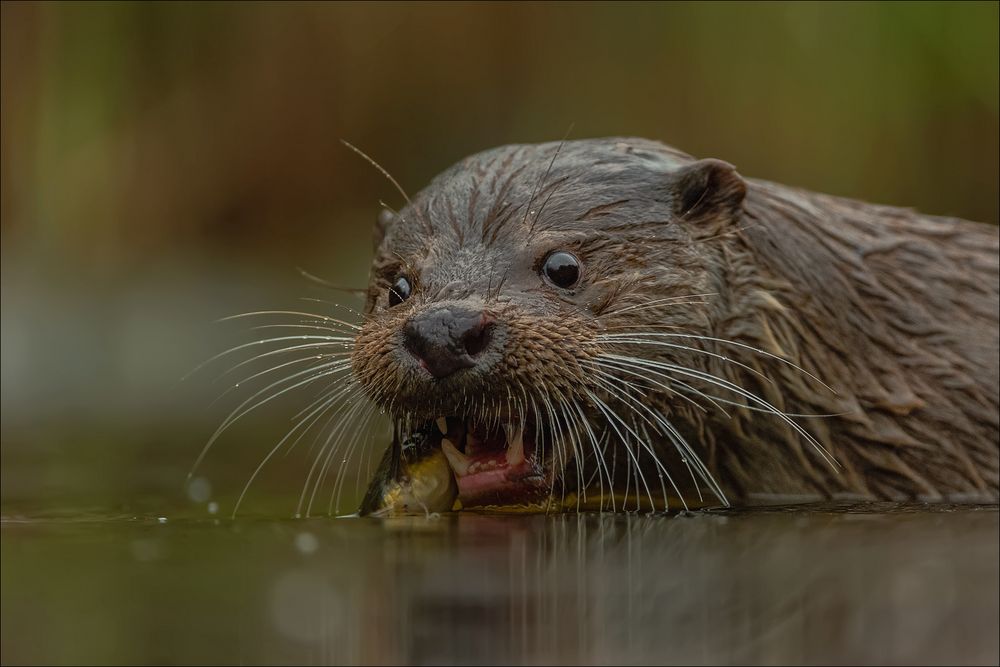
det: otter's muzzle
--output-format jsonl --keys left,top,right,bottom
{"left": 403, "top": 306, "right": 495, "bottom": 378}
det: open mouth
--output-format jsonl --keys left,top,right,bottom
{"left": 429, "top": 416, "right": 551, "bottom": 507}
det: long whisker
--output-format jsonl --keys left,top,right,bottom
{"left": 591, "top": 367, "right": 726, "bottom": 505}
{"left": 674, "top": 387, "right": 847, "bottom": 418}
{"left": 295, "top": 267, "right": 367, "bottom": 297}
{"left": 217, "top": 310, "right": 360, "bottom": 330}
{"left": 214, "top": 342, "right": 352, "bottom": 384}
{"left": 601, "top": 332, "right": 836, "bottom": 394}
{"left": 330, "top": 401, "right": 380, "bottom": 515}
{"left": 595, "top": 359, "right": 744, "bottom": 506}
{"left": 181, "top": 334, "right": 353, "bottom": 383}
{"left": 557, "top": 398, "right": 586, "bottom": 511}
{"left": 245, "top": 323, "right": 355, "bottom": 335}
{"left": 583, "top": 389, "right": 656, "bottom": 511}
{"left": 598, "top": 335, "right": 773, "bottom": 385}
{"left": 297, "top": 298, "right": 367, "bottom": 323}
{"left": 570, "top": 400, "right": 612, "bottom": 511}
{"left": 582, "top": 357, "right": 718, "bottom": 415}
{"left": 587, "top": 371, "right": 689, "bottom": 509}
{"left": 190, "top": 361, "right": 351, "bottom": 476}
{"left": 601, "top": 353, "right": 840, "bottom": 469}
{"left": 287, "top": 386, "right": 360, "bottom": 467}
{"left": 538, "top": 391, "right": 565, "bottom": 507}
{"left": 600, "top": 323, "right": 686, "bottom": 332}
{"left": 599, "top": 293, "right": 719, "bottom": 318}
{"left": 215, "top": 355, "right": 350, "bottom": 416}
{"left": 211, "top": 353, "right": 347, "bottom": 406}
{"left": 340, "top": 139, "right": 433, "bottom": 235}
{"left": 340, "top": 140, "right": 415, "bottom": 212}
{"left": 300, "top": 392, "right": 367, "bottom": 517}
{"left": 231, "top": 384, "right": 352, "bottom": 517}
{"left": 290, "top": 380, "right": 356, "bottom": 426}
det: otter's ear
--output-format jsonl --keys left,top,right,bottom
{"left": 670, "top": 159, "right": 746, "bottom": 220}
{"left": 374, "top": 207, "right": 396, "bottom": 250}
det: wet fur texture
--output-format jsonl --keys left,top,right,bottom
{"left": 352, "top": 137, "right": 1000, "bottom": 505}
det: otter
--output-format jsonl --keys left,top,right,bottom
{"left": 351, "top": 137, "right": 999, "bottom": 515}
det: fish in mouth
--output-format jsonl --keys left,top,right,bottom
{"left": 433, "top": 416, "right": 549, "bottom": 507}
{"left": 360, "top": 416, "right": 559, "bottom": 515}
{"left": 358, "top": 424, "right": 456, "bottom": 516}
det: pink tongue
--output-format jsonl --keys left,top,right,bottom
{"left": 456, "top": 467, "right": 512, "bottom": 497}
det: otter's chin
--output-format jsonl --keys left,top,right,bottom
{"left": 422, "top": 416, "right": 553, "bottom": 508}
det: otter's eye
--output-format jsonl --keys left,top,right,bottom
{"left": 541, "top": 251, "right": 581, "bottom": 289}
{"left": 388, "top": 276, "right": 412, "bottom": 306}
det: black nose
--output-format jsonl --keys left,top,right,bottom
{"left": 403, "top": 306, "right": 494, "bottom": 379}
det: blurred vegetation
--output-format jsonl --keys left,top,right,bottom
{"left": 1, "top": 1, "right": 998, "bottom": 514}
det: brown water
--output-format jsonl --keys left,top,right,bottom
{"left": 2, "top": 504, "right": 997, "bottom": 665}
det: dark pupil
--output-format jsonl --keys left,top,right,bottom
{"left": 543, "top": 251, "right": 580, "bottom": 288}
{"left": 389, "top": 276, "right": 411, "bottom": 306}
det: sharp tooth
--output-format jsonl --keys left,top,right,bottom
{"left": 506, "top": 425, "right": 524, "bottom": 466}
{"left": 436, "top": 417, "right": 448, "bottom": 435}
{"left": 440, "top": 438, "right": 470, "bottom": 476}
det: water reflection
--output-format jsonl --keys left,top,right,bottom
{"left": 1, "top": 506, "right": 997, "bottom": 665}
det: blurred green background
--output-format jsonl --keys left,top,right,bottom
{"left": 2, "top": 1, "right": 998, "bottom": 517}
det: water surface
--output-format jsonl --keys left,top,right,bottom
{"left": 2, "top": 504, "right": 997, "bottom": 665}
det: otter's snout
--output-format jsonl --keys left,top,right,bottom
{"left": 403, "top": 306, "right": 495, "bottom": 379}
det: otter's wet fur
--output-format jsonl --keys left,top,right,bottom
{"left": 352, "top": 137, "right": 999, "bottom": 508}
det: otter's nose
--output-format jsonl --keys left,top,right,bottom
{"left": 403, "top": 306, "right": 494, "bottom": 379}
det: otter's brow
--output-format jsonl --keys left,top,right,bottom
{"left": 372, "top": 254, "right": 409, "bottom": 284}
{"left": 536, "top": 233, "right": 610, "bottom": 260}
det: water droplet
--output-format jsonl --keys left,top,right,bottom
{"left": 157, "top": 517, "right": 168, "bottom": 524}
{"left": 187, "top": 477, "right": 212, "bottom": 503}
{"left": 294, "top": 532, "right": 319, "bottom": 555}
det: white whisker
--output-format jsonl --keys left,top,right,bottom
{"left": 600, "top": 332, "right": 835, "bottom": 394}
{"left": 601, "top": 353, "right": 840, "bottom": 469}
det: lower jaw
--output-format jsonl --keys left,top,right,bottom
{"left": 426, "top": 416, "right": 554, "bottom": 508}
{"left": 454, "top": 464, "right": 551, "bottom": 508}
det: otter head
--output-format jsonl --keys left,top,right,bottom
{"left": 351, "top": 138, "right": 746, "bottom": 509}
